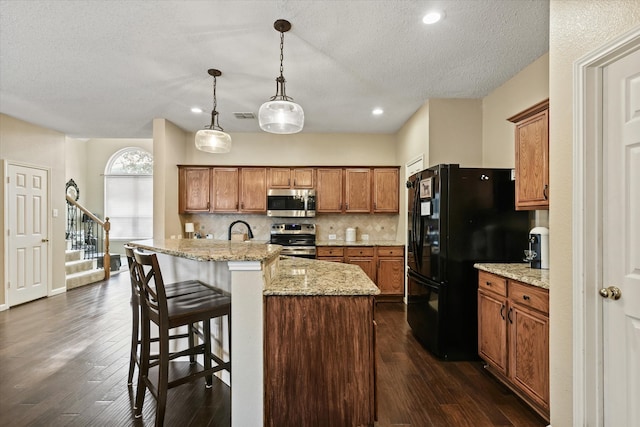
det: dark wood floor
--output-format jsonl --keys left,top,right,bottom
{"left": 0, "top": 272, "right": 546, "bottom": 427}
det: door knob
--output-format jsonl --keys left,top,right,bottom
{"left": 41, "top": 239, "right": 49, "bottom": 243}
{"left": 599, "top": 286, "right": 622, "bottom": 300}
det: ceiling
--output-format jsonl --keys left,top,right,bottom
{"left": 0, "top": 1, "right": 549, "bottom": 139}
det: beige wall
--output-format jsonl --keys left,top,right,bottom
{"left": 482, "top": 53, "right": 550, "bottom": 168}
{"left": 0, "top": 113, "right": 67, "bottom": 305}
{"left": 429, "top": 98, "right": 483, "bottom": 168}
{"left": 549, "top": 2, "right": 640, "bottom": 426}
{"left": 65, "top": 137, "right": 88, "bottom": 196}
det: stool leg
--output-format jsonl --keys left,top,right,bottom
{"left": 227, "top": 313, "right": 231, "bottom": 378}
{"left": 134, "top": 311, "right": 150, "bottom": 417}
{"left": 155, "top": 324, "right": 170, "bottom": 427}
{"left": 204, "top": 319, "right": 213, "bottom": 388}
{"left": 188, "top": 323, "right": 195, "bottom": 364}
{"left": 128, "top": 296, "right": 139, "bottom": 386}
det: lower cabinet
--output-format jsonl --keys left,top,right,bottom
{"left": 317, "top": 246, "right": 405, "bottom": 298}
{"left": 477, "top": 270, "right": 550, "bottom": 421}
{"left": 264, "top": 295, "right": 376, "bottom": 427}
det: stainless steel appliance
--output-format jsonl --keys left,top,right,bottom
{"left": 267, "top": 189, "right": 316, "bottom": 217}
{"left": 270, "top": 223, "right": 316, "bottom": 258}
{"left": 406, "top": 164, "right": 529, "bottom": 360}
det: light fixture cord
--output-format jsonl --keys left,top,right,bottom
{"left": 209, "top": 74, "right": 223, "bottom": 131}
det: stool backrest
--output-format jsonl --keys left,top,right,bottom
{"left": 133, "top": 251, "right": 168, "bottom": 323}
{"left": 124, "top": 245, "right": 140, "bottom": 299}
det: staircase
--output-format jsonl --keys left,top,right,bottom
{"left": 65, "top": 250, "right": 105, "bottom": 289}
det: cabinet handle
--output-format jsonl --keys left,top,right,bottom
{"left": 293, "top": 179, "right": 296, "bottom": 186}
{"left": 522, "top": 295, "right": 531, "bottom": 301}
{"left": 346, "top": 203, "right": 349, "bottom": 210}
{"left": 543, "top": 184, "right": 549, "bottom": 200}
{"left": 374, "top": 202, "right": 377, "bottom": 209}
{"left": 486, "top": 281, "right": 492, "bottom": 287}
{"left": 500, "top": 304, "right": 505, "bottom": 320}
{"left": 508, "top": 307, "right": 513, "bottom": 324}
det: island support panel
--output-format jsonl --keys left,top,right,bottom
{"left": 264, "top": 295, "right": 376, "bottom": 427}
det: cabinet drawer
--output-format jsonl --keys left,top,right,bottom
{"left": 346, "top": 247, "right": 375, "bottom": 257}
{"left": 478, "top": 271, "right": 507, "bottom": 296}
{"left": 316, "top": 246, "right": 344, "bottom": 257}
{"left": 509, "top": 281, "right": 549, "bottom": 314}
{"left": 376, "top": 246, "right": 404, "bottom": 257}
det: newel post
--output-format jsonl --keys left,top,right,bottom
{"left": 103, "top": 217, "right": 111, "bottom": 280}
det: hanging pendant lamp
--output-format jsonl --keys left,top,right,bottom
{"left": 195, "top": 69, "right": 232, "bottom": 153}
{"left": 258, "top": 19, "right": 304, "bottom": 134}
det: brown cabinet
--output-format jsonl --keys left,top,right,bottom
{"left": 372, "top": 168, "right": 399, "bottom": 213}
{"left": 178, "top": 167, "right": 212, "bottom": 213}
{"left": 316, "top": 246, "right": 344, "bottom": 263}
{"left": 317, "top": 245, "right": 405, "bottom": 298}
{"left": 268, "top": 167, "right": 315, "bottom": 188}
{"left": 345, "top": 246, "right": 376, "bottom": 281}
{"left": 508, "top": 99, "right": 549, "bottom": 210}
{"left": 211, "top": 167, "right": 239, "bottom": 212}
{"left": 239, "top": 167, "right": 266, "bottom": 212}
{"left": 344, "top": 168, "right": 371, "bottom": 213}
{"left": 376, "top": 246, "right": 404, "bottom": 296}
{"left": 316, "top": 168, "right": 344, "bottom": 212}
{"left": 264, "top": 295, "right": 376, "bottom": 427}
{"left": 477, "top": 270, "right": 549, "bottom": 421}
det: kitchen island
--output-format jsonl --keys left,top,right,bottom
{"left": 127, "top": 239, "right": 379, "bottom": 427}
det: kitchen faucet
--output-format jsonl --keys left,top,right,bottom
{"left": 228, "top": 220, "right": 254, "bottom": 240}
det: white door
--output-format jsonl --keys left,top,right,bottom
{"left": 602, "top": 47, "right": 640, "bottom": 427}
{"left": 7, "top": 163, "right": 49, "bottom": 306}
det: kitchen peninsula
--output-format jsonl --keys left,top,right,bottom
{"left": 127, "top": 239, "right": 379, "bottom": 427}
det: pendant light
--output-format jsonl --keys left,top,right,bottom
{"left": 258, "top": 19, "right": 304, "bottom": 134}
{"left": 195, "top": 69, "right": 232, "bottom": 153}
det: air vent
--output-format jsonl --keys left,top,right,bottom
{"left": 233, "top": 112, "right": 256, "bottom": 119}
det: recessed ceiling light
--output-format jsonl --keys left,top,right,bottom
{"left": 372, "top": 108, "right": 384, "bottom": 116}
{"left": 191, "top": 107, "right": 203, "bottom": 113}
{"left": 422, "top": 11, "right": 444, "bottom": 25}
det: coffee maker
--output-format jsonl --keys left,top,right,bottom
{"left": 524, "top": 226, "right": 549, "bottom": 269}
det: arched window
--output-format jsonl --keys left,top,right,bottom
{"left": 104, "top": 147, "right": 153, "bottom": 239}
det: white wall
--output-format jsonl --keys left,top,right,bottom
{"left": 548, "top": 2, "right": 640, "bottom": 425}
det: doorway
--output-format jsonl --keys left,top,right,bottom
{"left": 574, "top": 27, "right": 640, "bottom": 426}
{"left": 5, "top": 161, "right": 50, "bottom": 306}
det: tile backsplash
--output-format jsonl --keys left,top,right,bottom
{"left": 181, "top": 213, "right": 400, "bottom": 242}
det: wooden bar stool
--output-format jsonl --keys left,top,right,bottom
{"left": 133, "top": 250, "right": 231, "bottom": 427}
{"left": 124, "top": 245, "right": 206, "bottom": 387}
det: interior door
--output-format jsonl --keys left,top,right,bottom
{"left": 7, "top": 163, "right": 49, "bottom": 306}
{"left": 602, "top": 47, "right": 640, "bottom": 427}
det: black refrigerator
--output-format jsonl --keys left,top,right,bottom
{"left": 406, "top": 164, "right": 529, "bottom": 360}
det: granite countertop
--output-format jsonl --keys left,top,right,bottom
{"left": 265, "top": 257, "right": 380, "bottom": 296}
{"left": 315, "top": 239, "right": 404, "bottom": 247}
{"left": 474, "top": 263, "right": 550, "bottom": 290}
{"left": 128, "top": 238, "right": 282, "bottom": 263}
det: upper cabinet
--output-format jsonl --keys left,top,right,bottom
{"left": 344, "top": 168, "right": 371, "bottom": 213}
{"left": 179, "top": 167, "right": 212, "bottom": 213}
{"left": 268, "top": 167, "right": 315, "bottom": 189}
{"left": 508, "top": 99, "right": 549, "bottom": 210}
{"left": 179, "top": 166, "right": 266, "bottom": 214}
{"left": 372, "top": 168, "right": 399, "bottom": 213}
{"left": 180, "top": 165, "right": 399, "bottom": 215}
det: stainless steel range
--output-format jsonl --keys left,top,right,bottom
{"left": 270, "top": 223, "right": 316, "bottom": 258}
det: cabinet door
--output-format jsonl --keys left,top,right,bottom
{"left": 509, "top": 303, "right": 550, "bottom": 410}
{"left": 373, "top": 168, "right": 399, "bottom": 213}
{"left": 292, "top": 168, "right": 315, "bottom": 188}
{"left": 376, "top": 257, "right": 404, "bottom": 295}
{"left": 179, "top": 167, "right": 211, "bottom": 213}
{"left": 316, "top": 168, "right": 343, "bottom": 212}
{"left": 513, "top": 105, "right": 549, "bottom": 210}
{"left": 345, "top": 168, "right": 371, "bottom": 213}
{"left": 212, "top": 168, "right": 239, "bottom": 212}
{"left": 347, "top": 257, "right": 376, "bottom": 282}
{"left": 477, "top": 290, "right": 508, "bottom": 374}
{"left": 240, "top": 167, "right": 267, "bottom": 212}
{"left": 268, "top": 168, "right": 291, "bottom": 188}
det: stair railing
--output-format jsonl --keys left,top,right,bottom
{"left": 65, "top": 195, "right": 112, "bottom": 280}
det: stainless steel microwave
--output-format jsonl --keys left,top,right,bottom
{"left": 267, "top": 189, "right": 316, "bottom": 217}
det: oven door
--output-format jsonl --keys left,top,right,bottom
{"left": 279, "top": 246, "right": 316, "bottom": 259}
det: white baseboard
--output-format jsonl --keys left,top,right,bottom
{"left": 0, "top": 303, "right": 7, "bottom": 312}
{"left": 49, "top": 287, "right": 67, "bottom": 296}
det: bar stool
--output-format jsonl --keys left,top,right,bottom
{"left": 124, "top": 245, "right": 206, "bottom": 387}
{"left": 133, "top": 250, "right": 231, "bottom": 427}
